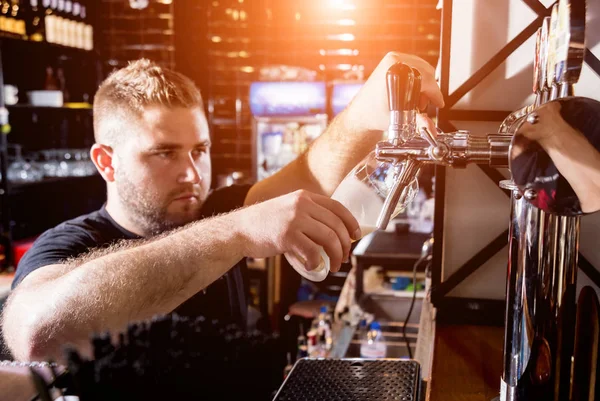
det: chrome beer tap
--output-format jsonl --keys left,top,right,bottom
{"left": 375, "top": 63, "right": 515, "bottom": 230}
{"left": 375, "top": 62, "right": 423, "bottom": 230}
{"left": 499, "top": 0, "right": 596, "bottom": 400}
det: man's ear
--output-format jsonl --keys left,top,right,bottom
{"left": 90, "top": 144, "right": 116, "bottom": 182}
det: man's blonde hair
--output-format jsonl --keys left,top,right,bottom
{"left": 93, "top": 59, "right": 203, "bottom": 145}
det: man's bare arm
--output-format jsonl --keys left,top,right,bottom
{"left": 2, "top": 214, "right": 245, "bottom": 363}
{"left": 245, "top": 52, "right": 444, "bottom": 205}
{"left": 1, "top": 190, "right": 360, "bottom": 363}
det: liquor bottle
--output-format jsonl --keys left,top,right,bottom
{"left": 63, "top": 0, "right": 73, "bottom": 46}
{"left": 10, "top": 0, "right": 27, "bottom": 38}
{"left": 81, "top": 0, "right": 91, "bottom": 50}
{"left": 55, "top": 0, "right": 65, "bottom": 45}
{"left": 72, "top": 0, "right": 82, "bottom": 48}
{"left": 44, "top": 0, "right": 56, "bottom": 43}
{"left": 27, "top": 0, "right": 46, "bottom": 41}
{"left": 0, "top": 1, "right": 12, "bottom": 34}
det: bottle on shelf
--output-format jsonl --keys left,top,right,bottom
{"left": 54, "top": 0, "right": 66, "bottom": 45}
{"left": 0, "top": 0, "right": 12, "bottom": 34}
{"left": 44, "top": 0, "right": 56, "bottom": 43}
{"left": 72, "top": 1, "right": 83, "bottom": 49}
{"left": 27, "top": 0, "right": 46, "bottom": 41}
{"left": 360, "top": 321, "right": 387, "bottom": 359}
{"left": 81, "top": 0, "right": 92, "bottom": 50}
{"left": 64, "top": 0, "right": 75, "bottom": 47}
{"left": 10, "top": 0, "right": 26, "bottom": 37}
{"left": 309, "top": 306, "right": 333, "bottom": 357}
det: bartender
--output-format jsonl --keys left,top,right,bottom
{"left": 1, "top": 53, "right": 444, "bottom": 363}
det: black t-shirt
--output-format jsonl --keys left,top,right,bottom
{"left": 12, "top": 184, "right": 252, "bottom": 327}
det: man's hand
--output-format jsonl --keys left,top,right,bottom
{"left": 345, "top": 52, "right": 444, "bottom": 133}
{"left": 238, "top": 190, "right": 361, "bottom": 273}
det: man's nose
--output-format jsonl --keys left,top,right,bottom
{"left": 179, "top": 153, "right": 202, "bottom": 184}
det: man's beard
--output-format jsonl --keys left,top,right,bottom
{"left": 115, "top": 172, "right": 203, "bottom": 236}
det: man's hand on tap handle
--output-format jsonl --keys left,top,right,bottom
{"left": 344, "top": 52, "right": 445, "bottom": 133}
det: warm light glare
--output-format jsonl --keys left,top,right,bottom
{"left": 328, "top": 33, "right": 355, "bottom": 41}
{"left": 337, "top": 64, "right": 353, "bottom": 70}
{"left": 232, "top": 9, "right": 240, "bottom": 20}
{"left": 211, "top": 36, "right": 222, "bottom": 43}
{"left": 240, "top": 10, "right": 247, "bottom": 20}
{"left": 239, "top": 50, "right": 249, "bottom": 58}
{"left": 319, "top": 48, "right": 359, "bottom": 56}
{"left": 225, "top": 8, "right": 232, "bottom": 14}
{"left": 329, "top": 0, "right": 355, "bottom": 9}
{"left": 337, "top": 19, "right": 355, "bottom": 26}
{"left": 295, "top": 12, "right": 301, "bottom": 20}
{"left": 240, "top": 66, "right": 254, "bottom": 73}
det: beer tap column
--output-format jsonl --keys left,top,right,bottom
{"left": 375, "top": 63, "right": 422, "bottom": 230}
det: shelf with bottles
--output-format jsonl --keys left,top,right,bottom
{"left": 0, "top": 0, "right": 96, "bottom": 52}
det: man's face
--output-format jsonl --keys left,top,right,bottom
{"left": 113, "top": 106, "right": 212, "bottom": 234}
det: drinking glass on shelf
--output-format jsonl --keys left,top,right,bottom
{"left": 285, "top": 151, "right": 419, "bottom": 282}
{"left": 7, "top": 145, "right": 44, "bottom": 183}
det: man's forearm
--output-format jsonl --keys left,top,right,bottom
{"left": 541, "top": 130, "right": 600, "bottom": 213}
{"left": 246, "top": 109, "right": 384, "bottom": 204}
{"left": 3, "top": 213, "right": 246, "bottom": 362}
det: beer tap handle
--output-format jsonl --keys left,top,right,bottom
{"left": 420, "top": 127, "right": 439, "bottom": 148}
{"left": 386, "top": 62, "right": 415, "bottom": 144}
{"left": 386, "top": 62, "right": 413, "bottom": 112}
{"left": 408, "top": 68, "right": 422, "bottom": 111}
{"left": 547, "top": 4, "right": 559, "bottom": 101}
{"left": 539, "top": 16, "right": 551, "bottom": 104}
{"left": 533, "top": 27, "right": 542, "bottom": 106}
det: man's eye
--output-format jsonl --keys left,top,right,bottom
{"left": 155, "top": 151, "right": 175, "bottom": 159}
{"left": 191, "top": 148, "right": 208, "bottom": 157}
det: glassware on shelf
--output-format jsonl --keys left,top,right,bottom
{"left": 7, "top": 144, "right": 44, "bottom": 183}
{"left": 285, "top": 151, "right": 419, "bottom": 282}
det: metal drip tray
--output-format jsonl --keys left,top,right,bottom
{"left": 273, "top": 358, "right": 421, "bottom": 401}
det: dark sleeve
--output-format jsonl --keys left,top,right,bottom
{"left": 12, "top": 225, "right": 97, "bottom": 290}
{"left": 200, "top": 184, "right": 253, "bottom": 218}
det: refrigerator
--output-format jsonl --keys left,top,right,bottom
{"left": 250, "top": 81, "right": 328, "bottom": 182}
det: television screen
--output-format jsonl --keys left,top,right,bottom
{"left": 331, "top": 83, "right": 363, "bottom": 116}
{"left": 249, "top": 82, "right": 327, "bottom": 116}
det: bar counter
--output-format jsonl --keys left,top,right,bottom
{"left": 427, "top": 324, "right": 503, "bottom": 400}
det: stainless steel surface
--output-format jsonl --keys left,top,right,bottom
{"left": 501, "top": 184, "right": 580, "bottom": 400}
{"left": 539, "top": 17, "right": 551, "bottom": 104}
{"left": 533, "top": 28, "right": 542, "bottom": 106}
{"left": 555, "top": 0, "right": 586, "bottom": 90}
{"left": 499, "top": 2, "right": 597, "bottom": 400}
{"left": 509, "top": 97, "right": 600, "bottom": 216}
{"left": 547, "top": 5, "right": 560, "bottom": 102}
{"left": 376, "top": 132, "right": 511, "bottom": 168}
{"left": 376, "top": 159, "right": 421, "bottom": 230}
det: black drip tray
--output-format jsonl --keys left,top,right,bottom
{"left": 273, "top": 358, "right": 420, "bottom": 401}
